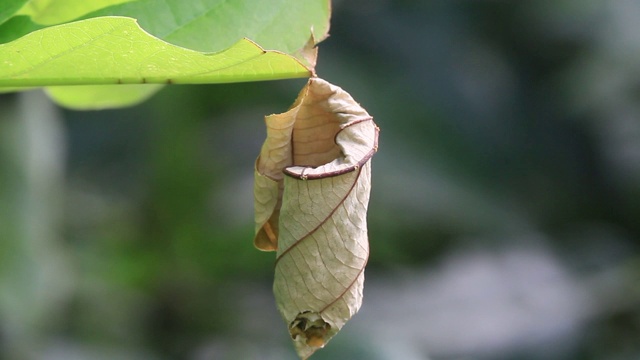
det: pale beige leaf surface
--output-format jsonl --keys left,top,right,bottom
{"left": 254, "top": 78, "right": 379, "bottom": 359}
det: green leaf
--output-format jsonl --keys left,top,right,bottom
{"left": 0, "top": 15, "right": 42, "bottom": 44}
{"left": 0, "top": 16, "right": 311, "bottom": 87}
{"left": 0, "top": 0, "right": 330, "bottom": 109}
{"left": 0, "top": 0, "right": 29, "bottom": 25}
{"left": 45, "top": 85, "right": 163, "bottom": 110}
{"left": 17, "top": 0, "right": 135, "bottom": 25}
{"left": 85, "top": 0, "right": 331, "bottom": 53}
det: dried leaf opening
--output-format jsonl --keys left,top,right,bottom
{"left": 289, "top": 311, "right": 334, "bottom": 348}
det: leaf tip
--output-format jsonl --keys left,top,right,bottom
{"left": 294, "top": 31, "right": 321, "bottom": 75}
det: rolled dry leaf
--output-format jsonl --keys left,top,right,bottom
{"left": 254, "top": 77, "right": 379, "bottom": 359}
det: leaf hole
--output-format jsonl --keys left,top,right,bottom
{"left": 289, "top": 311, "right": 331, "bottom": 348}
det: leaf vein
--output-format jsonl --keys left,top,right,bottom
{"left": 275, "top": 167, "right": 362, "bottom": 264}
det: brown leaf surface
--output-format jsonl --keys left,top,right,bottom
{"left": 254, "top": 77, "right": 379, "bottom": 359}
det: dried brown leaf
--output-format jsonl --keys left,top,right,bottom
{"left": 254, "top": 77, "right": 379, "bottom": 359}
{"left": 293, "top": 33, "right": 320, "bottom": 74}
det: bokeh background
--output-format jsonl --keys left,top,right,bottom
{"left": 2, "top": 1, "right": 640, "bottom": 359}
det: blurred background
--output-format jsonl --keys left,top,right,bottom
{"left": 1, "top": 1, "right": 640, "bottom": 359}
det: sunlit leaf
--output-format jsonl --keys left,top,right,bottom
{"left": 17, "top": 0, "right": 135, "bottom": 25}
{"left": 0, "top": 16, "right": 311, "bottom": 88}
{"left": 0, "top": 0, "right": 330, "bottom": 109}
{"left": 45, "top": 85, "right": 163, "bottom": 110}
{"left": 84, "top": 0, "right": 331, "bottom": 53}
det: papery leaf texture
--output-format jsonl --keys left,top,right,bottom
{"left": 254, "top": 77, "right": 379, "bottom": 359}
